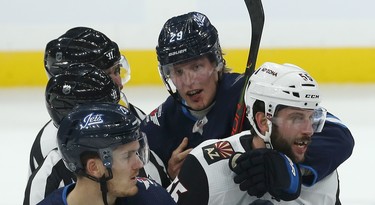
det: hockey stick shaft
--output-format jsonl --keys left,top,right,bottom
{"left": 231, "top": 0, "right": 265, "bottom": 135}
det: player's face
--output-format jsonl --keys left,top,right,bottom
{"left": 106, "top": 141, "right": 144, "bottom": 197}
{"left": 170, "top": 56, "right": 219, "bottom": 110}
{"left": 270, "top": 107, "right": 315, "bottom": 163}
{"left": 106, "top": 63, "right": 123, "bottom": 90}
{"left": 105, "top": 56, "right": 131, "bottom": 91}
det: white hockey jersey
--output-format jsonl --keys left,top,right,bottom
{"left": 167, "top": 131, "right": 340, "bottom": 205}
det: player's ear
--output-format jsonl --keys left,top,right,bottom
{"left": 255, "top": 112, "right": 268, "bottom": 134}
{"left": 86, "top": 158, "right": 105, "bottom": 177}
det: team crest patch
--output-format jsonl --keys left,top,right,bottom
{"left": 202, "top": 141, "right": 234, "bottom": 165}
{"left": 146, "top": 106, "right": 162, "bottom": 126}
{"left": 192, "top": 116, "right": 208, "bottom": 135}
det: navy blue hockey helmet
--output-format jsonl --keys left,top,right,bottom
{"left": 45, "top": 63, "right": 120, "bottom": 127}
{"left": 44, "top": 27, "right": 122, "bottom": 78}
{"left": 156, "top": 12, "right": 225, "bottom": 109}
{"left": 156, "top": 11, "right": 223, "bottom": 67}
{"left": 57, "top": 102, "right": 149, "bottom": 174}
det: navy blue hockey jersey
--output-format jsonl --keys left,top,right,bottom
{"left": 37, "top": 178, "right": 176, "bottom": 205}
{"left": 141, "top": 73, "right": 250, "bottom": 167}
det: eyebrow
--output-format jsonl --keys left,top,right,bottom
{"left": 288, "top": 107, "right": 310, "bottom": 111}
{"left": 120, "top": 144, "right": 140, "bottom": 154}
{"left": 286, "top": 109, "right": 314, "bottom": 118}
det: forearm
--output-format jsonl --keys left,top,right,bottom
{"left": 302, "top": 113, "right": 354, "bottom": 184}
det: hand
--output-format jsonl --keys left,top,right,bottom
{"left": 229, "top": 148, "right": 301, "bottom": 201}
{"left": 167, "top": 137, "right": 193, "bottom": 180}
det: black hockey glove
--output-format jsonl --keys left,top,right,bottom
{"left": 229, "top": 148, "right": 301, "bottom": 201}
{"left": 249, "top": 199, "right": 274, "bottom": 205}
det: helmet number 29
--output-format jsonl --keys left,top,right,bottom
{"left": 169, "top": 31, "right": 184, "bottom": 43}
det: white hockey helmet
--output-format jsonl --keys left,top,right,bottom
{"left": 244, "top": 62, "right": 326, "bottom": 148}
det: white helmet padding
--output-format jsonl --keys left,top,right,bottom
{"left": 244, "top": 62, "right": 325, "bottom": 148}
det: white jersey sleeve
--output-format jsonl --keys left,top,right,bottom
{"left": 142, "top": 150, "right": 171, "bottom": 188}
{"left": 24, "top": 149, "right": 75, "bottom": 205}
{"left": 28, "top": 120, "right": 58, "bottom": 175}
{"left": 128, "top": 103, "right": 146, "bottom": 120}
{"left": 167, "top": 131, "right": 340, "bottom": 205}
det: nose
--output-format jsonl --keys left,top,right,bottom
{"left": 302, "top": 121, "right": 314, "bottom": 137}
{"left": 115, "top": 77, "right": 123, "bottom": 90}
{"left": 118, "top": 83, "right": 124, "bottom": 90}
{"left": 108, "top": 74, "right": 123, "bottom": 90}
{"left": 132, "top": 154, "right": 144, "bottom": 170}
{"left": 181, "top": 69, "right": 196, "bottom": 86}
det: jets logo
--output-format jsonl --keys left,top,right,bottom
{"left": 193, "top": 13, "right": 206, "bottom": 27}
{"left": 81, "top": 113, "right": 104, "bottom": 129}
{"left": 202, "top": 141, "right": 234, "bottom": 165}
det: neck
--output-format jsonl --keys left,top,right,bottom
{"left": 252, "top": 135, "right": 266, "bottom": 149}
{"left": 189, "top": 101, "right": 215, "bottom": 119}
{"left": 67, "top": 178, "right": 116, "bottom": 205}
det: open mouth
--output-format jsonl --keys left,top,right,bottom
{"left": 294, "top": 140, "right": 311, "bottom": 147}
{"left": 131, "top": 172, "right": 139, "bottom": 180}
{"left": 187, "top": 89, "right": 202, "bottom": 96}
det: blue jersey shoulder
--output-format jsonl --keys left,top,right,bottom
{"left": 38, "top": 179, "right": 176, "bottom": 205}
{"left": 123, "top": 178, "right": 176, "bottom": 205}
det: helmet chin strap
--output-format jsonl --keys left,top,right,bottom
{"left": 120, "top": 91, "right": 129, "bottom": 108}
{"left": 251, "top": 118, "right": 274, "bottom": 149}
{"left": 83, "top": 168, "right": 113, "bottom": 205}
